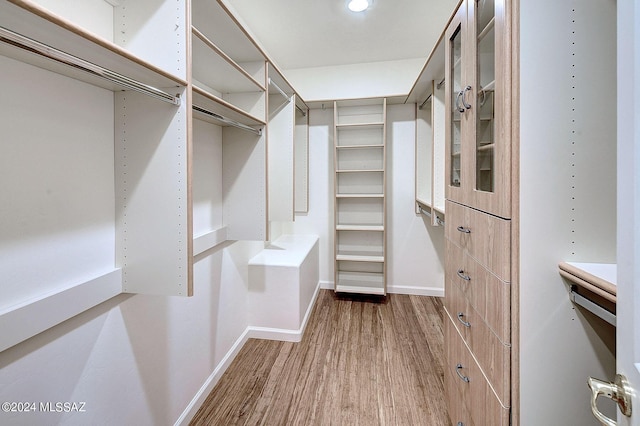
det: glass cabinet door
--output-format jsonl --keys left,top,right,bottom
{"left": 474, "top": 0, "right": 496, "bottom": 193}
{"left": 445, "top": 4, "right": 468, "bottom": 203}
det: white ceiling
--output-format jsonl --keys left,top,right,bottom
{"left": 225, "top": 0, "right": 459, "bottom": 71}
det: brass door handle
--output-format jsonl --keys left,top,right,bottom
{"left": 588, "top": 374, "right": 632, "bottom": 426}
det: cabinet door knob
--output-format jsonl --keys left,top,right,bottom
{"left": 462, "top": 85, "right": 473, "bottom": 109}
{"left": 457, "top": 270, "right": 471, "bottom": 281}
{"left": 457, "top": 312, "right": 471, "bottom": 328}
{"left": 456, "top": 363, "right": 470, "bottom": 383}
{"left": 456, "top": 226, "right": 471, "bottom": 233}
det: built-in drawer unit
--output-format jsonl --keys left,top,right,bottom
{"left": 444, "top": 316, "right": 510, "bottom": 426}
{"left": 445, "top": 200, "right": 511, "bottom": 282}
{"left": 445, "top": 239, "right": 511, "bottom": 344}
{"left": 445, "top": 274, "right": 510, "bottom": 406}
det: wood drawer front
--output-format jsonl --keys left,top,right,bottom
{"left": 444, "top": 349, "right": 475, "bottom": 426}
{"left": 445, "top": 239, "right": 511, "bottom": 344}
{"left": 445, "top": 200, "right": 511, "bottom": 282}
{"left": 444, "top": 280, "right": 510, "bottom": 406}
{"left": 445, "top": 317, "right": 510, "bottom": 426}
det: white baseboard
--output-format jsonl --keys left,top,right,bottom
{"left": 387, "top": 285, "right": 444, "bottom": 297}
{"left": 174, "top": 281, "right": 322, "bottom": 426}
{"left": 173, "top": 328, "right": 251, "bottom": 426}
{"left": 320, "top": 280, "right": 334, "bottom": 290}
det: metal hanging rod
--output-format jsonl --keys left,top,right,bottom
{"left": 418, "top": 206, "right": 432, "bottom": 218}
{"left": 570, "top": 287, "right": 616, "bottom": 326}
{"left": 192, "top": 105, "right": 262, "bottom": 136}
{"left": 0, "top": 26, "right": 181, "bottom": 106}
{"left": 296, "top": 104, "right": 307, "bottom": 117}
{"left": 418, "top": 93, "right": 432, "bottom": 110}
{"left": 268, "top": 78, "right": 291, "bottom": 102}
{"left": 436, "top": 77, "right": 446, "bottom": 89}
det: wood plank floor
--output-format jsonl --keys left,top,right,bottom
{"left": 190, "top": 290, "right": 450, "bottom": 425}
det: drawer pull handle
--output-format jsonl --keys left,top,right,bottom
{"left": 455, "top": 364, "right": 470, "bottom": 383}
{"left": 457, "top": 312, "right": 471, "bottom": 328}
{"left": 462, "top": 85, "right": 473, "bottom": 110}
{"left": 457, "top": 270, "right": 471, "bottom": 281}
{"left": 456, "top": 226, "right": 471, "bottom": 234}
{"left": 457, "top": 423, "right": 464, "bottom": 426}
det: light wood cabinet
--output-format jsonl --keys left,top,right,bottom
{"left": 445, "top": 0, "right": 511, "bottom": 219}
{"left": 444, "top": 318, "right": 510, "bottom": 426}
{"left": 334, "top": 98, "right": 387, "bottom": 296}
{"left": 442, "top": 0, "right": 513, "bottom": 423}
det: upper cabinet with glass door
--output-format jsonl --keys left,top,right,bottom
{"left": 445, "top": 0, "right": 511, "bottom": 219}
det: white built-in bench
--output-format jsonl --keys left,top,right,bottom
{"left": 247, "top": 234, "right": 320, "bottom": 342}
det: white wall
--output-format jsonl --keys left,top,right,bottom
{"left": 284, "top": 58, "right": 426, "bottom": 102}
{"left": 0, "top": 239, "right": 263, "bottom": 426}
{"left": 519, "top": 0, "right": 617, "bottom": 424}
{"left": 386, "top": 104, "right": 445, "bottom": 295}
{"left": 287, "top": 103, "right": 445, "bottom": 295}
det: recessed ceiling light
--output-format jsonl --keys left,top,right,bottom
{"left": 348, "top": 0, "right": 370, "bottom": 12}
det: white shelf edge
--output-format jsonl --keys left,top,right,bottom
{"left": 336, "top": 144, "right": 384, "bottom": 149}
{"left": 0, "top": 269, "right": 123, "bottom": 352}
{"left": 336, "top": 225, "right": 384, "bottom": 231}
{"left": 336, "top": 169, "right": 384, "bottom": 173}
{"left": 336, "top": 254, "right": 384, "bottom": 263}
{"left": 335, "top": 284, "right": 385, "bottom": 296}
{"left": 193, "top": 226, "right": 229, "bottom": 256}
{"left": 336, "top": 122, "right": 384, "bottom": 128}
{"left": 336, "top": 193, "right": 384, "bottom": 198}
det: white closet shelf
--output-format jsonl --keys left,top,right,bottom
{"left": 192, "top": 86, "right": 266, "bottom": 128}
{"left": 0, "top": 1, "right": 186, "bottom": 89}
{"left": 416, "top": 198, "right": 433, "bottom": 209}
{"left": 191, "top": 0, "right": 266, "bottom": 64}
{"left": 336, "top": 144, "right": 384, "bottom": 149}
{"left": 336, "top": 122, "right": 384, "bottom": 129}
{"left": 559, "top": 261, "right": 617, "bottom": 303}
{"left": 336, "top": 169, "right": 384, "bottom": 173}
{"left": 192, "top": 29, "right": 265, "bottom": 94}
{"left": 477, "top": 143, "right": 495, "bottom": 152}
{"left": 336, "top": 193, "right": 384, "bottom": 198}
{"left": 335, "top": 271, "right": 385, "bottom": 295}
{"left": 336, "top": 224, "right": 384, "bottom": 231}
{"left": 481, "top": 80, "right": 496, "bottom": 92}
{"left": 478, "top": 17, "right": 496, "bottom": 42}
{"left": 433, "top": 205, "right": 446, "bottom": 216}
{"left": 336, "top": 253, "right": 384, "bottom": 263}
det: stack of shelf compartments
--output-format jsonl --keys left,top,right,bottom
{"left": 334, "top": 98, "right": 387, "bottom": 296}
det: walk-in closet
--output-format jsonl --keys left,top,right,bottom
{"left": 1, "top": 0, "right": 638, "bottom": 425}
